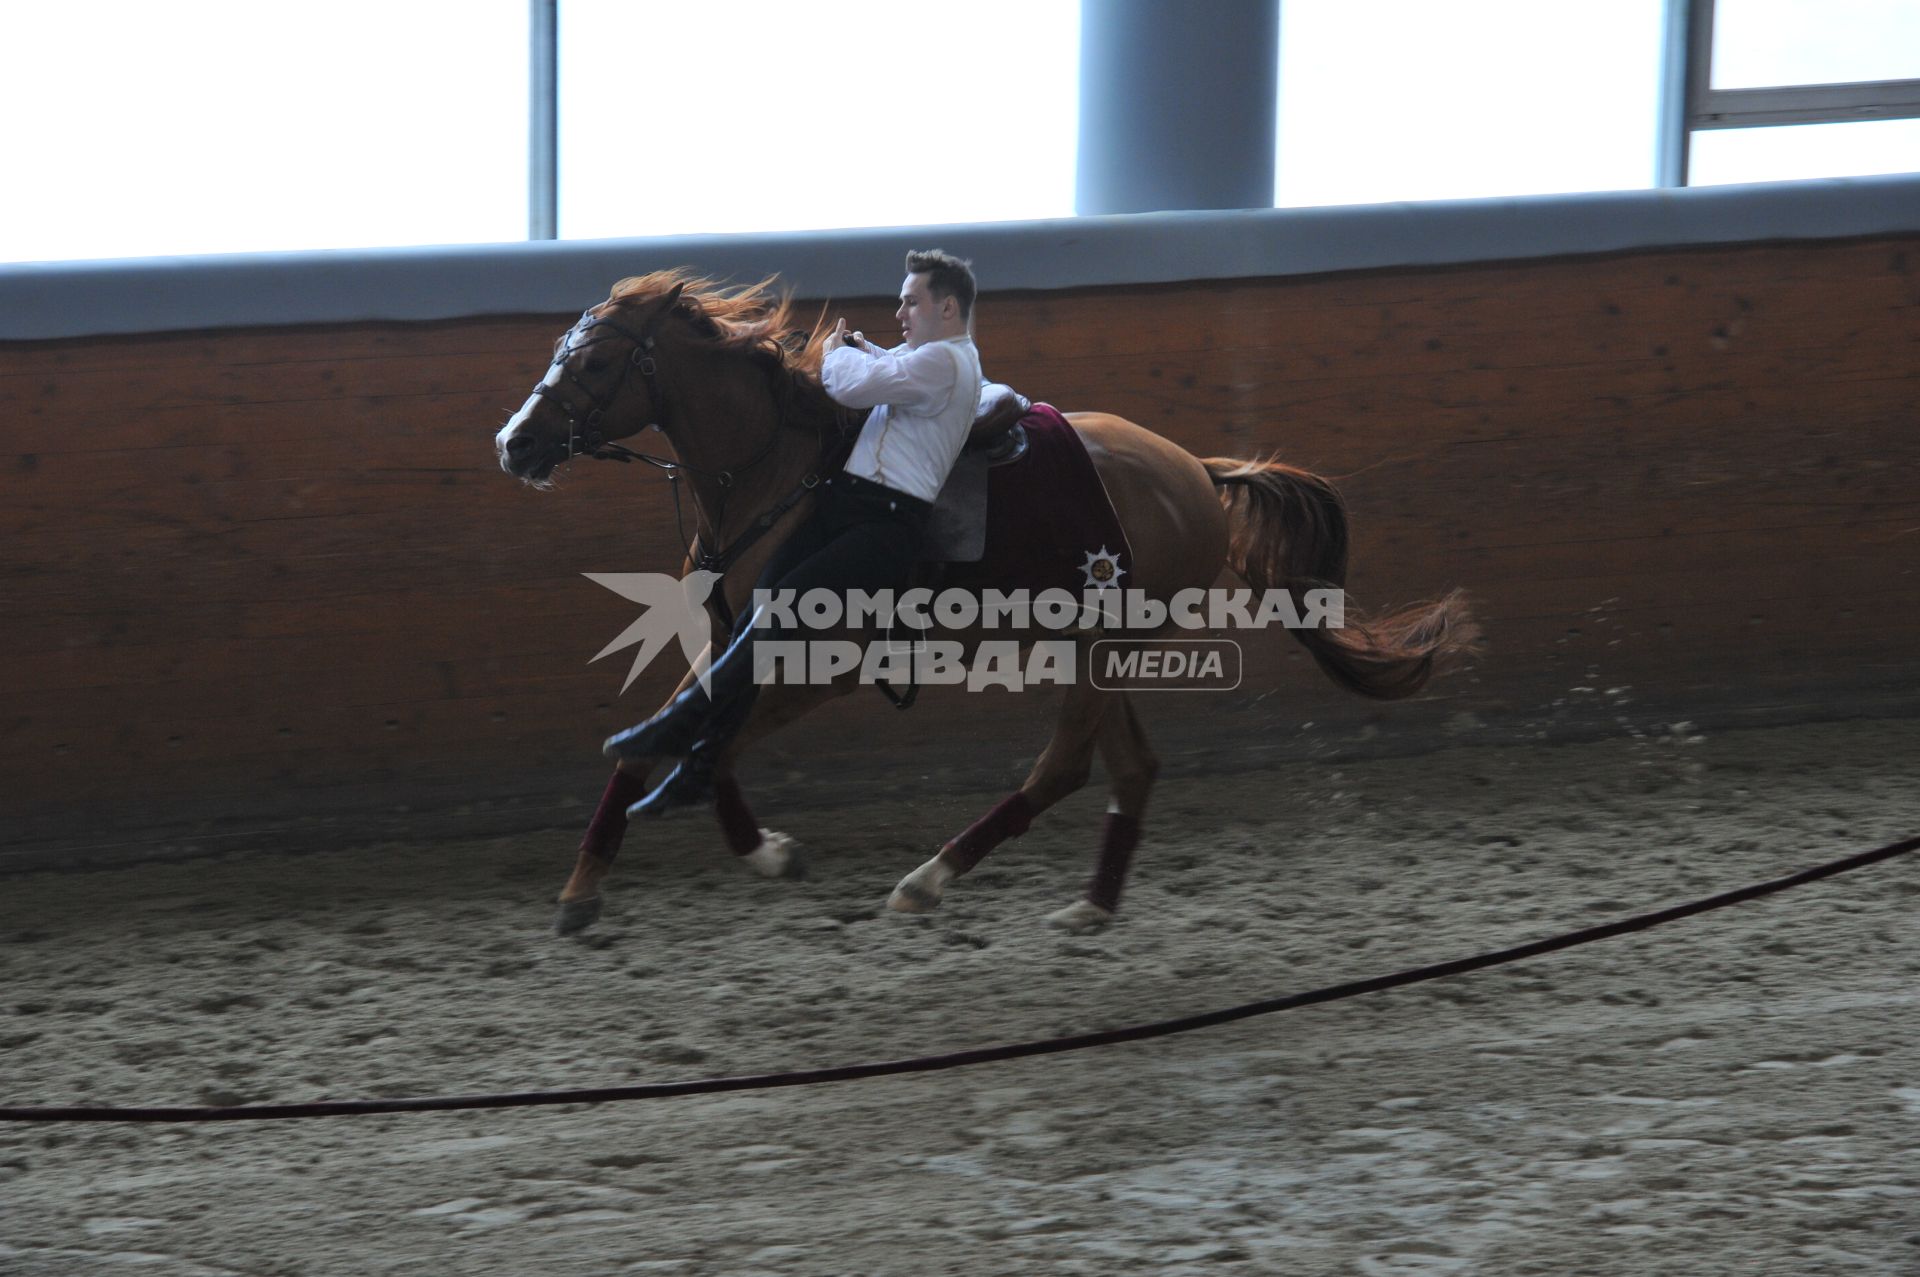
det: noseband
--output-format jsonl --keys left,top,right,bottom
{"left": 529, "top": 302, "right": 824, "bottom": 626}
{"left": 534, "top": 306, "right": 784, "bottom": 490}
{"left": 532, "top": 309, "right": 668, "bottom": 464}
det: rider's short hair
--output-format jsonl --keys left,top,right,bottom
{"left": 905, "top": 248, "right": 976, "bottom": 321}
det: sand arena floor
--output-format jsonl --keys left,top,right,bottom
{"left": 2, "top": 717, "right": 1917, "bottom": 1276}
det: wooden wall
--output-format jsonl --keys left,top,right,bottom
{"left": 3, "top": 236, "right": 1916, "bottom": 864}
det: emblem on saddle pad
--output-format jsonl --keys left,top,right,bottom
{"left": 1081, "top": 546, "right": 1126, "bottom": 590}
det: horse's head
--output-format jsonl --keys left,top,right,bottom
{"left": 494, "top": 281, "right": 687, "bottom": 484}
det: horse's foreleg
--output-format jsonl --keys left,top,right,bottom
{"left": 555, "top": 760, "right": 658, "bottom": 935}
{"left": 1048, "top": 693, "right": 1159, "bottom": 933}
{"left": 712, "top": 767, "right": 804, "bottom": 880}
{"left": 709, "top": 679, "right": 853, "bottom": 880}
{"left": 889, "top": 678, "right": 1109, "bottom": 915}
{"left": 560, "top": 657, "right": 719, "bottom": 933}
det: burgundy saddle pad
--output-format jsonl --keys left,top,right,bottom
{"left": 939, "top": 403, "right": 1133, "bottom": 600}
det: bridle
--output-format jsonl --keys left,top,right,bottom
{"left": 530, "top": 300, "right": 839, "bottom": 626}
{"left": 536, "top": 305, "right": 784, "bottom": 483}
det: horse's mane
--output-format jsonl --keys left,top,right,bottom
{"left": 605, "top": 269, "right": 847, "bottom": 441}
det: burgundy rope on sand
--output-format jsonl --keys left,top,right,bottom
{"left": 2, "top": 834, "right": 1912, "bottom": 1125}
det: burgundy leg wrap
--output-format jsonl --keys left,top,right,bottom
{"left": 580, "top": 768, "right": 652, "bottom": 862}
{"left": 713, "top": 772, "right": 763, "bottom": 856}
{"left": 942, "top": 791, "right": 1037, "bottom": 874}
{"left": 1086, "top": 812, "right": 1142, "bottom": 913}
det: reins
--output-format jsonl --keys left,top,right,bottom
{"left": 543, "top": 302, "right": 847, "bottom": 630}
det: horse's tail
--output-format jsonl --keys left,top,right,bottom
{"left": 1203, "top": 456, "right": 1478, "bottom": 700}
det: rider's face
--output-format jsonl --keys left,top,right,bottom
{"left": 896, "top": 272, "right": 953, "bottom": 347}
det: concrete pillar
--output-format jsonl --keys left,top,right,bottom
{"left": 1076, "top": 0, "right": 1282, "bottom": 215}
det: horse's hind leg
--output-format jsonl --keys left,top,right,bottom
{"left": 888, "top": 677, "right": 1109, "bottom": 915}
{"left": 1048, "top": 693, "right": 1159, "bottom": 933}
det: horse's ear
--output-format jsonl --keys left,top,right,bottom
{"left": 660, "top": 281, "right": 686, "bottom": 312}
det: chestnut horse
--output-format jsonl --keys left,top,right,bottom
{"left": 494, "top": 271, "right": 1475, "bottom": 935}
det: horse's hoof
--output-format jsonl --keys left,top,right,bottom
{"left": 1046, "top": 900, "right": 1113, "bottom": 934}
{"left": 886, "top": 883, "right": 939, "bottom": 913}
{"left": 887, "top": 857, "right": 953, "bottom": 914}
{"left": 743, "top": 830, "right": 807, "bottom": 881}
{"left": 554, "top": 895, "right": 604, "bottom": 936}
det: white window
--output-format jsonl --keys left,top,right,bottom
{"left": 0, "top": 1, "right": 527, "bottom": 265}
{"left": 1276, "top": 0, "right": 1668, "bottom": 206}
{"left": 1691, "top": 117, "right": 1920, "bottom": 184}
{"left": 1688, "top": 0, "right": 1920, "bottom": 184}
{"left": 556, "top": 0, "right": 1078, "bottom": 239}
{"left": 1711, "top": 0, "right": 1920, "bottom": 89}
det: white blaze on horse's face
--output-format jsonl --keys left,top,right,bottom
{"left": 495, "top": 358, "right": 567, "bottom": 473}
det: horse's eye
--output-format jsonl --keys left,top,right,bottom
{"left": 583, "top": 357, "right": 608, "bottom": 374}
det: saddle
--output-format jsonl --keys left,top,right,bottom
{"left": 875, "top": 393, "right": 1132, "bottom": 708}
{"left": 923, "top": 382, "right": 1034, "bottom": 563}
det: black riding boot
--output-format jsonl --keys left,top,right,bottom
{"left": 602, "top": 608, "right": 765, "bottom": 761}
{"left": 624, "top": 677, "right": 761, "bottom": 818}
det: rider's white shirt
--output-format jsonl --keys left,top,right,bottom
{"left": 821, "top": 334, "right": 983, "bottom": 504}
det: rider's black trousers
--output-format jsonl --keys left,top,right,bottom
{"left": 734, "top": 471, "right": 932, "bottom": 650}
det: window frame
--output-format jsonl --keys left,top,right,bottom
{"left": 1668, "top": 0, "right": 1920, "bottom": 183}
{"left": 531, "top": 0, "right": 558, "bottom": 240}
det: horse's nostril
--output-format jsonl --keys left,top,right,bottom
{"left": 505, "top": 433, "right": 536, "bottom": 457}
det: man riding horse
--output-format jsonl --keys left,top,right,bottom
{"left": 603, "top": 249, "right": 985, "bottom": 814}
{"left": 497, "top": 259, "right": 1473, "bottom": 933}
